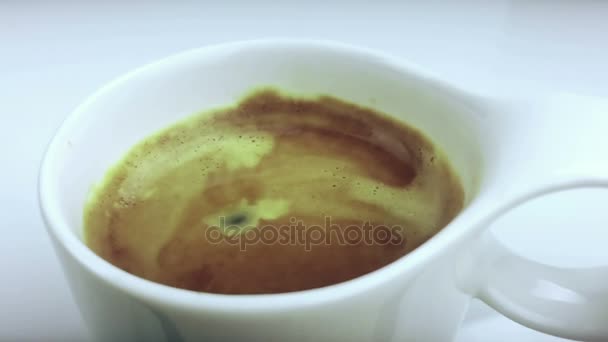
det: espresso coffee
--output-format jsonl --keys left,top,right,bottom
{"left": 84, "top": 89, "right": 464, "bottom": 294}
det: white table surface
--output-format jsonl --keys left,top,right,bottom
{"left": 1, "top": 2, "right": 607, "bottom": 341}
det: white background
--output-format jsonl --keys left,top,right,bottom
{"left": 1, "top": 1, "right": 607, "bottom": 341}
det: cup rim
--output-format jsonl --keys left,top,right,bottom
{"left": 38, "top": 38, "right": 484, "bottom": 313}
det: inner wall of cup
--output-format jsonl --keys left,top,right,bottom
{"left": 50, "top": 42, "right": 485, "bottom": 240}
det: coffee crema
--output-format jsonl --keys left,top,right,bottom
{"left": 84, "top": 89, "right": 464, "bottom": 294}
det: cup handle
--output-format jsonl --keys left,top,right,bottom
{"left": 476, "top": 230, "right": 608, "bottom": 342}
{"left": 466, "top": 93, "right": 608, "bottom": 341}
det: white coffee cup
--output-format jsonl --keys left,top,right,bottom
{"left": 39, "top": 39, "right": 608, "bottom": 342}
